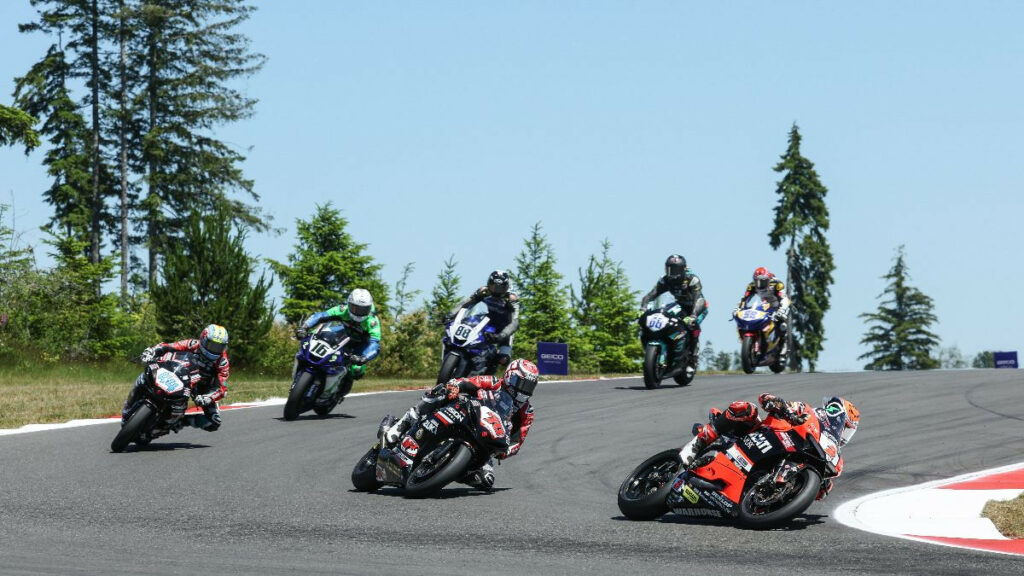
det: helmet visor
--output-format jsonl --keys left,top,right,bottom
{"left": 349, "top": 303, "right": 371, "bottom": 321}
{"left": 507, "top": 373, "right": 538, "bottom": 396}
{"left": 488, "top": 281, "right": 509, "bottom": 296}
{"left": 666, "top": 263, "right": 685, "bottom": 278}
{"left": 201, "top": 339, "right": 225, "bottom": 360}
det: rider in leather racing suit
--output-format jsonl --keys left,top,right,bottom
{"left": 384, "top": 359, "right": 538, "bottom": 491}
{"left": 640, "top": 254, "right": 707, "bottom": 377}
{"left": 679, "top": 393, "right": 860, "bottom": 500}
{"left": 127, "top": 324, "right": 230, "bottom": 434}
{"left": 298, "top": 288, "right": 381, "bottom": 405}
{"left": 446, "top": 270, "right": 520, "bottom": 372}
{"left": 736, "top": 267, "right": 792, "bottom": 359}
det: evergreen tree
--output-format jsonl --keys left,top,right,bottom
{"left": 972, "top": 351, "right": 994, "bottom": 369}
{"left": 858, "top": 245, "right": 940, "bottom": 370}
{"left": 392, "top": 263, "right": 419, "bottom": 319}
{"left": 713, "top": 350, "right": 732, "bottom": 371}
{"left": 151, "top": 209, "right": 273, "bottom": 365}
{"left": 699, "top": 339, "right": 716, "bottom": 371}
{"left": 427, "top": 254, "right": 461, "bottom": 326}
{"left": 375, "top": 265, "right": 435, "bottom": 378}
{"left": 0, "top": 105, "right": 40, "bottom": 150}
{"left": 938, "top": 346, "right": 967, "bottom": 369}
{"left": 269, "top": 203, "right": 389, "bottom": 324}
{"left": 570, "top": 239, "right": 640, "bottom": 372}
{"left": 769, "top": 123, "right": 835, "bottom": 372}
{"left": 513, "top": 222, "right": 571, "bottom": 363}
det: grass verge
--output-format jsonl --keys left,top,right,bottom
{"left": 0, "top": 363, "right": 649, "bottom": 429}
{"left": 983, "top": 495, "right": 1024, "bottom": 538}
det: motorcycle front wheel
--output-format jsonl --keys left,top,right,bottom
{"left": 351, "top": 448, "right": 382, "bottom": 492}
{"left": 737, "top": 467, "right": 822, "bottom": 529}
{"left": 643, "top": 345, "right": 664, "bottom": 389}
{"left": 741, "top": 336, "right": 756, "bottom": 374}
{"left": 436, "top": 353, "right": 462, "bottom": 384}
{"left": 617, "top": 448, "right": 682, "bottom": 520}
{"left": 111, "top": 404, "right": 154, "bottom": 453}
{"left": 283, "top": 371, "right": 314, "bottom": 421}
{"left": 404, "top": 440, "right": 473, "bottom": 499}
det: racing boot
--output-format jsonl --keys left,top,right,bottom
{"left": 684, "top": 338, "right": 699, "bottom": 378}
{"left": 384, "top": 407, "right": 419, "bottom": 445}
{"left": 679, "top": 434, "right": 707, "bottom": 468}
{"left": 459, "top": 461, "right": 495, "bottom": 492}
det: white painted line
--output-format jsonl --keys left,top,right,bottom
{"left": 834, "top": 461, "right": 1024, "bottom": 554}
{"left": 0, "top": 376, "right": 637, "bottom": 436}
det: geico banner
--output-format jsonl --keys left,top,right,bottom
{"left": 993, "top": 351, "right": 1018, "bottom": 369}
{"left": 536, "top": 342, "right": 569, "bottom": 375}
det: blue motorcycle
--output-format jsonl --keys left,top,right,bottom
{"left": 436, "top": 302, "right": 500, "bottom": 384}
{"left": 284, "top": 321, "right": 352, "bottom": 420}
{"left": 733, "top": 295, "right": 785, "bottom": 374}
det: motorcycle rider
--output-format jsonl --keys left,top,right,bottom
{"left": 736, "top": 267, "right": 792, "bottom": 359}
{"left": 297, "top": 288, "right": 381, "bottom": 405}
{"left": 639, "top": 254, "right": 707, "bottom": 378}
{"left": 680, "top": 393, "right": 860, "bottom": 500}
{"left": 384, "top": 358, "right": 539, "bottom": 491}
{"left": 128, "top": 324, "right": 231, "bottom": 434}
{"left": 445, "top": 270, "right": 520, "bottom": 371}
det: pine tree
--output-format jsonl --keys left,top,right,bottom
{"left": 0, "top": 105, "right": 40, "bottom": 150}
{"left": 570, "top": 239, "right": 640, "bottom": 373}
{"left": 769, "top": 123, "right": 835, "bottom": 372}
{"left": 699, "top": 340, "right": 716, "bottom": 371}
{"left": 938, "top": 346, "right": 967, "bottom": 369}
{"left": 513, "top": 222, "right": 571, "bottom": 363}
{"left": 269, "top": 203, "right": 389, "bottom": 324}
{"left": 392, "top": 263, "right": 420, "bottom": 319}
{"left": 427, "top": 255, "right": 461, "bottom": 326}
{"left": 972, "top": 351, "right": 994, "bottom": 368}
{"left": 858, "top": 246, "right": 940, "bottom": 370}
{"left": 713, "top": 350, "right": 732, "bottom": 371}
{"left": 151, "top": 209, "right": 273, "bottom": 365}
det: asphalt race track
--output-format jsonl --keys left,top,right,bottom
{"left": 2, "top": 370, "right": 1023, "bottom": 575}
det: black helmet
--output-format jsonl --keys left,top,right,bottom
{"left": 487, "top": 270, "right": 511, "bottom": 297}
{"left": 665, "top": 254, "right": 687, "bottom": 280}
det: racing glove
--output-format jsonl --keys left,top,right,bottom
{"left": 445, "top": 381, "right": 461, "bottom": 400}
{"left": 140, "top": 347, "right": 157, "bottom": 362}
{"left": 483, "top": 332, "right": 501, "bottom": 344}
{"left": 194, "top": 394, "right": 214, "bottom": 407}
{"left": 295, "top": 328, "right": 307, "bottom": 339}
{"left": 682, "top": 316, "right": 697, "bottom": 328}
{"left": 348, "top": 354, "right": 368, "bottom": 366}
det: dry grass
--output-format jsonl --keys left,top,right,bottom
{"left": 983, "top": 495, "right": 1024, "bottom": 538}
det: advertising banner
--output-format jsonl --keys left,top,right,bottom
{"left": 993, "top": 351, "right": 1018, "bottom": 369}
{"left": 536, "top": 342, "right": 569, "bottom": 375}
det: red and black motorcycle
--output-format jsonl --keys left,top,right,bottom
{"left": 617, "top": 399, "right": 858, "bottom": 528}
{"left": 111, "top": 352, "right": 201, "bottom": 453}
{"left": 351, "top": 386, "right": 516, "bottom": 498}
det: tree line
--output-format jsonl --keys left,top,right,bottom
{"left": 2, "top": 2, "right": 1000, "bottom": 374}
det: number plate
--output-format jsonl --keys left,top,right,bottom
{"left": 646, "top": 313, "right": 668, "bottom": 330}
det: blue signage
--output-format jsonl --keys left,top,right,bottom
{"left": 993, "top": 351, "right": 1018, "bottom": 369}
{"left": 536, "top": 342, "right": 569, "bottom": 375}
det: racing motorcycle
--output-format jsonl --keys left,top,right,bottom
{"left": 436, "top": 302, "right": 500, "bottom": 384}
{"left": 111, "top": 352, "right": 201, "bottom": 453}
{"left": 639, "top": 300, "right": 694, "bottom": 389}
{"left": 351, "top": 385, "right": 516, "bottom": 498}
{"left": 617, "top": 400, "right": 855, "bottom": 528}
{"left": 733, "top": 294, "right": 785, "bottom": 374}
{"left": 284, "top": 321, "right": 352, "bottom": 420}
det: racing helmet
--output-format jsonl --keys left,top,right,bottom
{"left": 198, "top": 324, "right": 228, "bottom": 362}
{"left": 823, "top": 396, "right": 861, "bottom": 446}
{"left": 725, "top": 400, "right": 758, "bottom": 423}
{"left": 753, "top": 267, "right": 774, "bottom": 291}
{"left": 503, "top": 359, "right": 539, "bottom": 399}
{"left": 487, "top": 270, "right": 511, "bottom": 297}
{"left": 347, "top": 288, "right": 374, "bottom": 322}
{"left": 665, "top": 254, "right": 687, "bottom": 280}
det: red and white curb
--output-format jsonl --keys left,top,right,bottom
{"left": 0, "top": 376, "right": 635, "bottom": 437}
{"left": 834, "top": 462, "right": 1024, "bottom": 556}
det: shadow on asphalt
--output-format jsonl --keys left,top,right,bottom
{"left": 349, "top": 487, "right": 512, "bottom": 499}
{"left": 610, "top": 513, "right": 827, "bottom": 531}
{"left": 115, "top": 442, "right": 211, "bottom": 452}
{"left": 273, "top": 413, "right": 357, "bottom": 422}
{"left": 614, "top": 386, "right": 685, "bottom": 391}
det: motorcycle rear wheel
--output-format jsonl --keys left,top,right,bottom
{"left": 111, "top": 404, "right": 154, "bottom": 453}
{"left": 436, "top": 353, "right": 462, "bottom": 384}
{"left": 283, "top": 372, "right": 314, "bottom": 421}
{"left": 617, "top": 448, "right": 682, "bottom": 520}
{"left": 643, "top": 346, "right": 664, "bottom": 389}
{"left": 404, "top": 440, "right": 473, "bottom": 498}
{"left": 351, "top": 448, "right": 382, "bottom": 492}
{"left": 741, "top": 336, "right": 756, "bottom": 374}
{"left": 737, "top": 467, "right": 822, "bottom": 528}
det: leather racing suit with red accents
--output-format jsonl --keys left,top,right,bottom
{"left": 147, "top": 339, "right": 229, "bottom": 431}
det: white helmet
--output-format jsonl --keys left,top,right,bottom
{"left": 347, "top": 288, "right": 374, "bottom": 321}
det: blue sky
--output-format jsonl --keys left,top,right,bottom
{"left": 2, "top": 1, "right": 1021, "bottom": 371}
